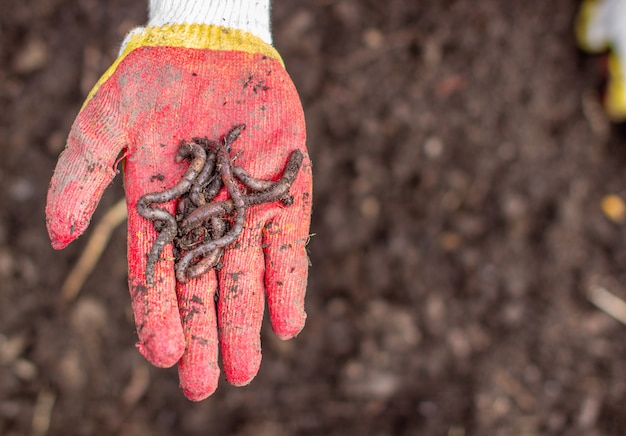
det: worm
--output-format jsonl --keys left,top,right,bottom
{"left": 223, "top": 124, "right": 246, "bottom": 149}
{"left": 175, "top": 223, "right": 241, "bottom": 283}
{"left": 189, "top": 139, "right": 218, "bottom": 206}
{"left": 196, "top": 124, "right": 245, "bottom": 203}
{"left": 185, "top": 216, "right": 227, "bottom": 279}
{"left": 232, "top": 166, "right": 276, "bottom": 192}
{"left": 137, "top": 124, "right": 304, "bottom": 285}
{"left": 181, "top": 150, "right": 304, "bottom": 231}
{"left": 176, "top": 139, "right": 248, "bottom": 283}
{"left": 136, "top": 142, "right": 206, "bottom": 286}
{"left": 242, "top": 149, "right": 303, "bottom": 206}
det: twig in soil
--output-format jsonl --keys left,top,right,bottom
{"left": 586, "top": 284, "right": 626, "bottom": 326}
{"left": 60, "top": 198, "right": 127, "bottom": 304}
{"left": 494, "top": 368, "right": 535, "bottom": 412}
{"left": 581, "top": 91, "right": 610, "bottom": 138}
{"left": 31, "top": 389, "right": 56, "bottom": 436}
{"left": 121, "top": 360, "right": 151, "bottom": 407}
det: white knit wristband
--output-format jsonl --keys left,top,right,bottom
{"left": 148, "top": 0, "right": 272, "bottom": 45}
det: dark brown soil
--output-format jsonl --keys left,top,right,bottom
{"left": 2, "top": 0, "right": 626, "bottom": 434}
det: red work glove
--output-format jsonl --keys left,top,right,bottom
{"left": 46, "top": 23, "right": 311, "bottom": 400}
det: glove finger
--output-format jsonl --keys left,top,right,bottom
{"left": 46, "top": 94, "right": 126, "bottom": 249}
{"left": 177, "top": 271, "right": 220, "bottom": 401}
{"left": 263, "top": 155, "right": 312, "bottom": 340}
{"left": 125, "top": 153, "right": 185, "bottom": 367}
{"left": 263, "top": 218, "right": 309, "bottom": 340}
{"left": 218, "top": 219, "right": 265, "bottom": 386}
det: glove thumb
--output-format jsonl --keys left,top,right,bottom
{"left": 46, "top": 91, "right": 126, "bottom": 249}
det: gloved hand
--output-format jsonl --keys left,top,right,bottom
{"left": 46, "top": 0, "right": 312, "bottom": 401}
{"left": 577, "top": 0, "right": 626, "bottom": 120}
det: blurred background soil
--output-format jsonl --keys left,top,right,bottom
{"left": 2, "top": 0, "right": 626, "bottom": 434}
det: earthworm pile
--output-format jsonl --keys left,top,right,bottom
{"left": 136, "top": 124, "right": 303, "bottom": 285}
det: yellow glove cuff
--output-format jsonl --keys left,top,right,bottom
{"left": 606, "top": 53, "right": 626, "bottom": 120}
{"left": 84, "top": 24, "right": 283, "bottom": 108}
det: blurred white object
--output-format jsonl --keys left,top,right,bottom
{"left": 577, "top": 0, "right": 626, "bottom": 120}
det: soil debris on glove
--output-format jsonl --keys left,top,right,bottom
{"left": 136, "top": 124, "right": 303, "bottom": 285}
